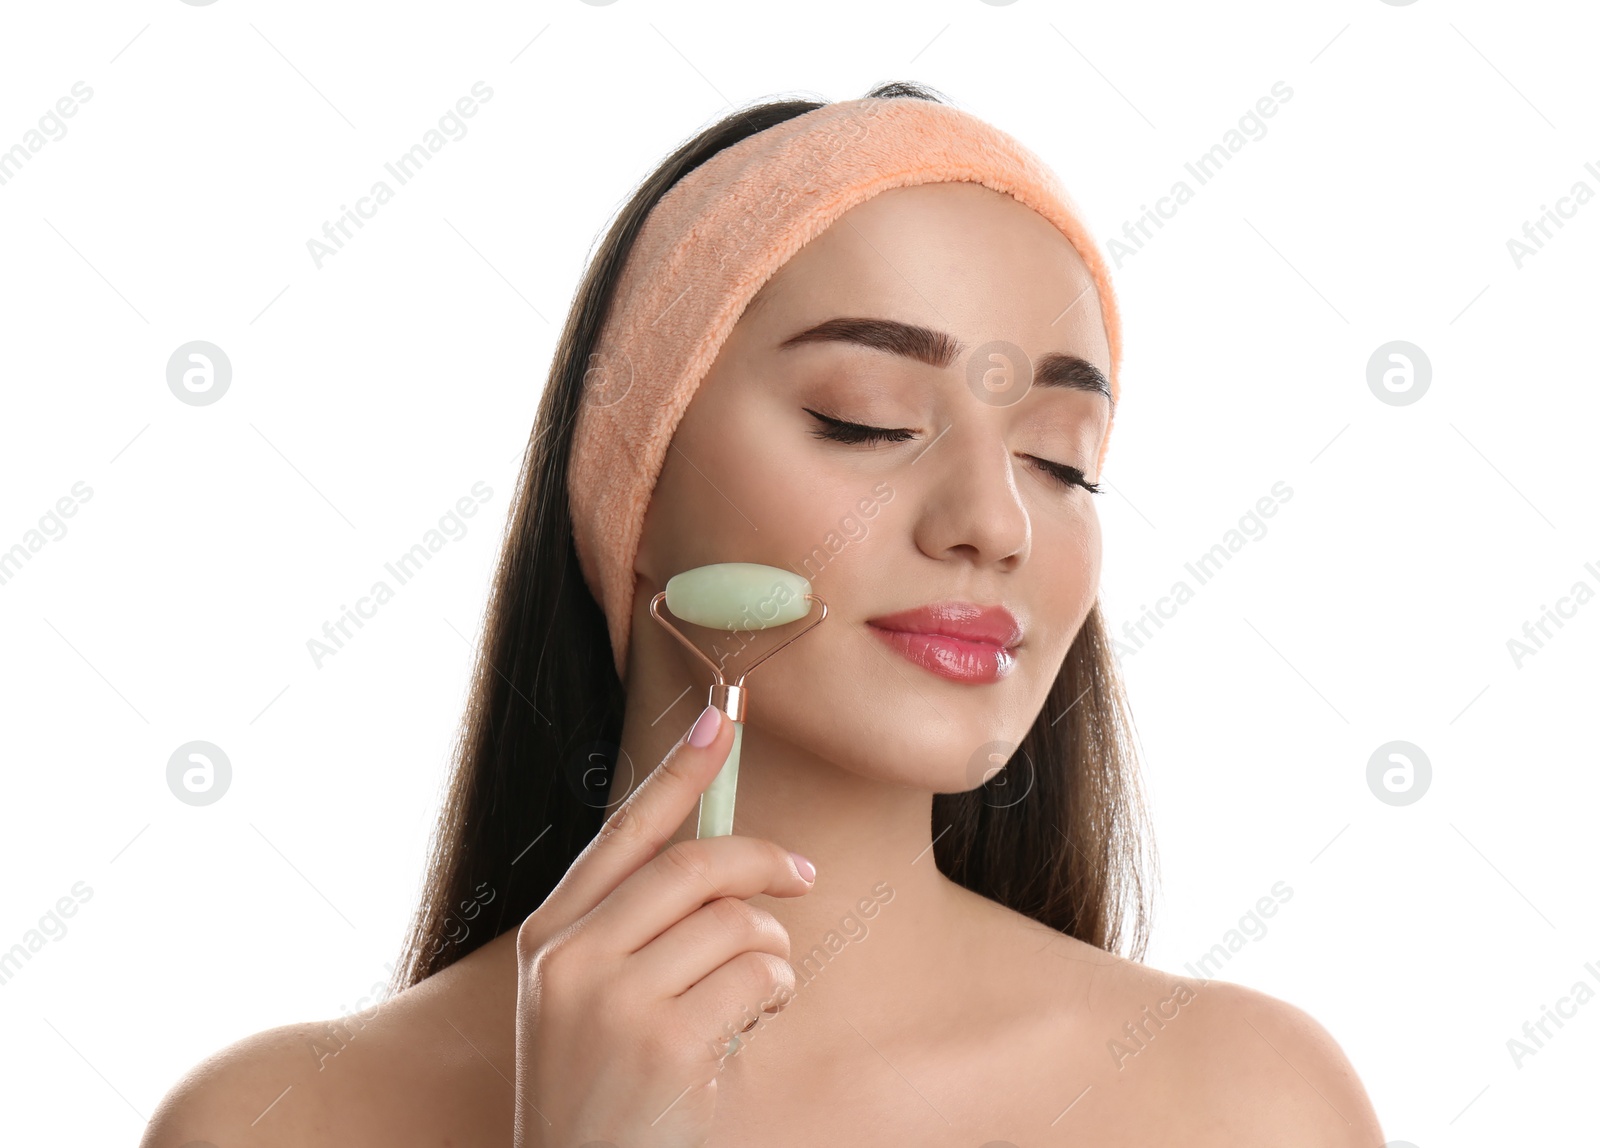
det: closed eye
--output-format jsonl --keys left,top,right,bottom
{"left": 805, "top": 408, "right": 914, "bottom": 447}
{"left": 803, "top": 408, "right": 1099, "bottom": 494}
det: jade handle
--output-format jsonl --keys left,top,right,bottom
{"left": 696, "top": 719, "right": 745, "bottom": 838}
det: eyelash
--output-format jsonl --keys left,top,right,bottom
{"left": 804, "top": 408, "right": 1101, "bottom": 494}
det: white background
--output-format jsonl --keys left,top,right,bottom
{"left": 1, "top": 1, "right": 1596, "bottom": 1143}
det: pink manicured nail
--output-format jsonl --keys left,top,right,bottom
{"left": 788, "top": 851, "right": 816, "bottom": 883}
{"left": 688, "top": 705, "right": 721, "bottom": 747}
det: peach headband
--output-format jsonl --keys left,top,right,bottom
{"left": 567, "top": 95, "right": 1124, "bottom": 682}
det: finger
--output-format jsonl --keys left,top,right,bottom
{"left": 535, "top": 703, "right": 735, "bottom": 930}
{"left": 626, "top": 895, "right": 791, "bottom": 999}
{"left": 581, "top": 833, "right": 814, "bottom": 957}
{"left": 674, "top": 949, "right": 798, "bottom": 1050}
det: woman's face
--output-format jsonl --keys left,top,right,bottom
{"left": 632, "top": 180, "right": 1113, "bottom": 791}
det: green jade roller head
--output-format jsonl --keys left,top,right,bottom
{"left": 649, "top": 562, "right": 828, "bottom": 840}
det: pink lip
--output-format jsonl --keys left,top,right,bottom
{"left": 865, "top": 602, "right": 1023, "bottom": 684}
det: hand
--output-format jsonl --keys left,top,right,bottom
{"left": 512, "top": 704, "right": 816, "bottom": 1148}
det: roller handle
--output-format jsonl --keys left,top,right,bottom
{"left": 646, "top": 582, "right": 827, "bottom": 841}
{"left": 696, "top": 718, "right": 745, "bottom": 838}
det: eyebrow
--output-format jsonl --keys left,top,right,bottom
{"left": 776, "top": 316, "right": 1112, "bottom": 402}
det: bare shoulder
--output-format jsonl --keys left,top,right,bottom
{"left": 1031, "top": 929, "right": 1385, "bottom": 1145}
{"left": 956, "top": 896, "right": 1385, "bottom": 1145}
{"left": 1158, "top": 975, "right": 1386, "bottom": 1144}
{"left": 138, "top": 1018, "right": 357, "bottom": 1148}
{"left": 139, "top": 957, "right": 515, "bottom": 1148}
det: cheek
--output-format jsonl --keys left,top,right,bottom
{"left": 640, "top": 391, "right": 872, "bottom": 591}
{"left": 683, "top": 402, "right": 875, "bottom": 573}
{"left": 1036, "top": 504, "right": 1102, "bottom": 652}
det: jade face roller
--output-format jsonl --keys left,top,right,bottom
{"left": 649, "top": 562, "right": 828, "bottom": 839}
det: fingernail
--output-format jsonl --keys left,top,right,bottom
{"left": 688, "top": 705, "right": 721, "bottom": 748}
{"left": 788, "top": 851, "right": 816, "bottom": 884}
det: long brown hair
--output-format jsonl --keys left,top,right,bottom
{"left": 390, "top": 80, "right": 1155, "bottom": 994}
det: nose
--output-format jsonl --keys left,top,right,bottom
{"left": 909, "top": 414, "right": 1030, "bottom": 571}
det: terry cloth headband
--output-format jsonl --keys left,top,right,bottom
{"left": 567, "top": 95, "right": 1125, "bottom": 683}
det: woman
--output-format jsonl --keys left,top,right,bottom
{"left": 143, "top": 81, "right": 1383, "bottom": 1147}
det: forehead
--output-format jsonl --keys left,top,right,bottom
{"left": 741, "top": 182, "right": 1110, "bottom": 372}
